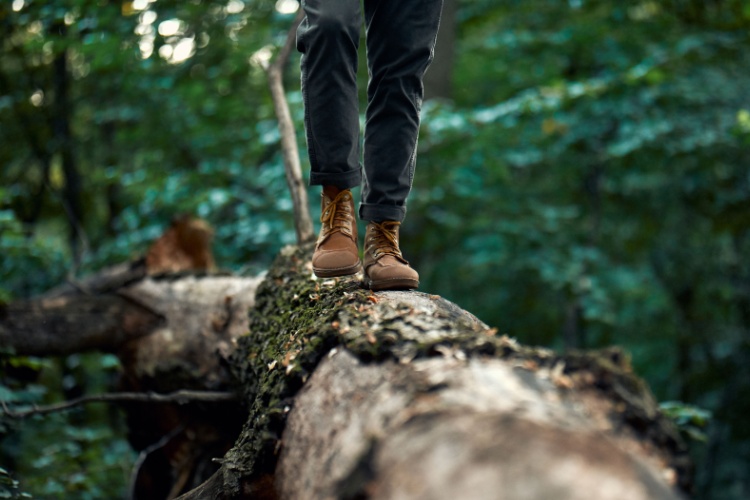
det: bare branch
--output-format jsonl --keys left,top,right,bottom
{"left": 129, "top": 425, "right": 185, "bottom": 499}
{"left": 265, "top": 10, "right": 315, "bottom": 245}
{"left": 270, "top": 10, "right": 305, "bottom": 75}
{"left": 1, "top": 390, "right": 238, "bottom": 419}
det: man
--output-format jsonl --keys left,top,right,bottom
{"left": 296, "top": 0, "right": 443, "bottom": 290}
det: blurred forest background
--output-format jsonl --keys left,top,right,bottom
{"left": 1, "top": 0, "right": 749, "bottom": 497}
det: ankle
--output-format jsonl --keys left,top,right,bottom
{"left": 323, "top": 185, "right": 344, "bottom": 199}
{"left": 368, "top": 220, "right": 401, "bottom": 230}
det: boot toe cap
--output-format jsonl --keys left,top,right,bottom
{"left": 365, "top": 261, "right": 419, "bottom": 290}
{"left": 312, "top": 250, "right": 361, "bottom": 277}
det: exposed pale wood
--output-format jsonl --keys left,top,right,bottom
{"left": 277, "top": 349, "right": 682, "bottom": 500}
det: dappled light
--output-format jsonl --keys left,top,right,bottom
{"left": 157, "top": 18, "right": 182, "bottom": 37}
{"left": 275, "top": 0, "right": 299, "bottom": 15}
{"left": 226, "top": 0, "right": 245, "bottom": 15}
{"left": 132, "top": 0, "right": 152, "bottom": 11}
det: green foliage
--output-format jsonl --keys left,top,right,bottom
{"left": 1, "top": 0, "right": 302, "bottom": 285}
{"left": 0, "top": 466, "right": 32, "bottom": 499}
{"left": 1, "top": 0, "right": 749, "bottom": 497}
{"left": 661, "top": 401, "right": 712, "bottom": 442}
{"left": 0, "top": 199, "right": 67, "bottom": 301}
{"left": 1, "top": 353, "right": 135, "bottom": 498}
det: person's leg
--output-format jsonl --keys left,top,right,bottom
{"left": 360, "top": 0, "right": 443, "bottom": 290}
{"left": 360, "top": 0, "right": 443, "bottom": 222}
{"left": 297, "top": 0, "right": 362, "bottom": 189}
{"left": 297, "top": 0, "right": 363, "bottom": 277}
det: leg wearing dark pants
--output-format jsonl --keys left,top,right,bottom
{"left": 361, "top": 0, "right": 443, "bottom": 222}
{"left": 297, "top": 0, "right": 363, "bottom": 189}
{"left": 298, "top": 0, "right": 443, "bottom": 221}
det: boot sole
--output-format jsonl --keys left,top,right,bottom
{"left": 365, "top": 277, "right": 419, "bottom": 291}
{"left": 313, "top": 261, "right": 362, "bottom": 278}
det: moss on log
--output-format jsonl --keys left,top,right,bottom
{"left": 191, "top": 245, "right": 691, "bottom": 498}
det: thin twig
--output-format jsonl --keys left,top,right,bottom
{"left": 271, "top": 10, "right": 305, "bottom": 75}
{"left": 1, "top": 390, "right": 237, "bottom": 419}
{"left": 265, "top": 10, "right": 315, "bottom": 245}
{"left": 129, "top": 425, "right": 185, "bottom": 498}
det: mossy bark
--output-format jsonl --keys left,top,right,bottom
{"left": 183, "top": 246, "right": 690, "bottom": 499}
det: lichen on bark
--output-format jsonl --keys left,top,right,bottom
{"left": 219, "top": 244, "right": 691, "bottom": 495}
{"left": 222, "top": 245, "right": 371, "bottom": 490}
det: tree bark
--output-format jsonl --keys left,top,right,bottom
{"left": 2, "top": 243, "right": 691, "bottom": 499}
{"left": 51, "top": 22, "right": 86, "bottom": 265}
{"left": 277, "top": 350, "right": 680, "bottom": 500}
{"left": 183, "top": 246, "right": 691, "bottom": 499}
{"left": 0, "top": 292, "right": 163, "bottom": 356}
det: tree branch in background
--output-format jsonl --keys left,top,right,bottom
{"left": 0, "top": 390, "right": 237, "bottom": 419}
{"left": 0, "top": 293, "right": 164, "bottom": 356}
{"left": 263, "top": 10, "right": 315, "bottom": 245}
{"left": 0, "top": 217, "right": 260, "bottom": 497}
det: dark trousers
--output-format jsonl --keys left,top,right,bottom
{"left": 297, "top": 0, "right": 443, "bottom": 222}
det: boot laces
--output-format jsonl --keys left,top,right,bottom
{"left": 320, "top": 190, "right": 353, "bottom": 239}
{"left": 369, "top": 221, "right": 405, "bottom": 261}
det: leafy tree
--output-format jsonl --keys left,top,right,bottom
{"left": 1, "top": 0, "right": 749, "bottom": 497}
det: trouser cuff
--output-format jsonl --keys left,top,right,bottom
{"left": 359, "top": 203, "right": 406, "bottom": 223}
{"left": 309, "top": 167, "right": 362, "bottom": 189}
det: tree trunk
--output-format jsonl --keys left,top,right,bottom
{"left": 185, "top": 246, "right": 691, "bottom": 499}
{"left": 424, "top": 0, "right": 457, "bottom": 100}
{"left": 2, "top": 242, "right": 691, "bottom": 499}
{"left": 277, "top": 349, "right": 679, "bottom": 500}
{"left": 51, "top": 23, "right": 86, "bottom": 265}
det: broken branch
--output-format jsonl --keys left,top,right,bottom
{"left": 1, "top": 390, "right": 237, "bottom": 419}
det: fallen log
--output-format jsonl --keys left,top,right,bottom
{"left": 0, "top": 218, "right": 262, "bottom": 498}
{"left": 1, "top": 233, "right": 691, "bottom": 499}
{"left": 181, "top": 245, "right": 691, "bottom": 499}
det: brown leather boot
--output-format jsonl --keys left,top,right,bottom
{"left": 312, "top": 189, "right": 361, "bottom": 278}
{"left": 363, "top": 221, "right": 419, "bottom": 291}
